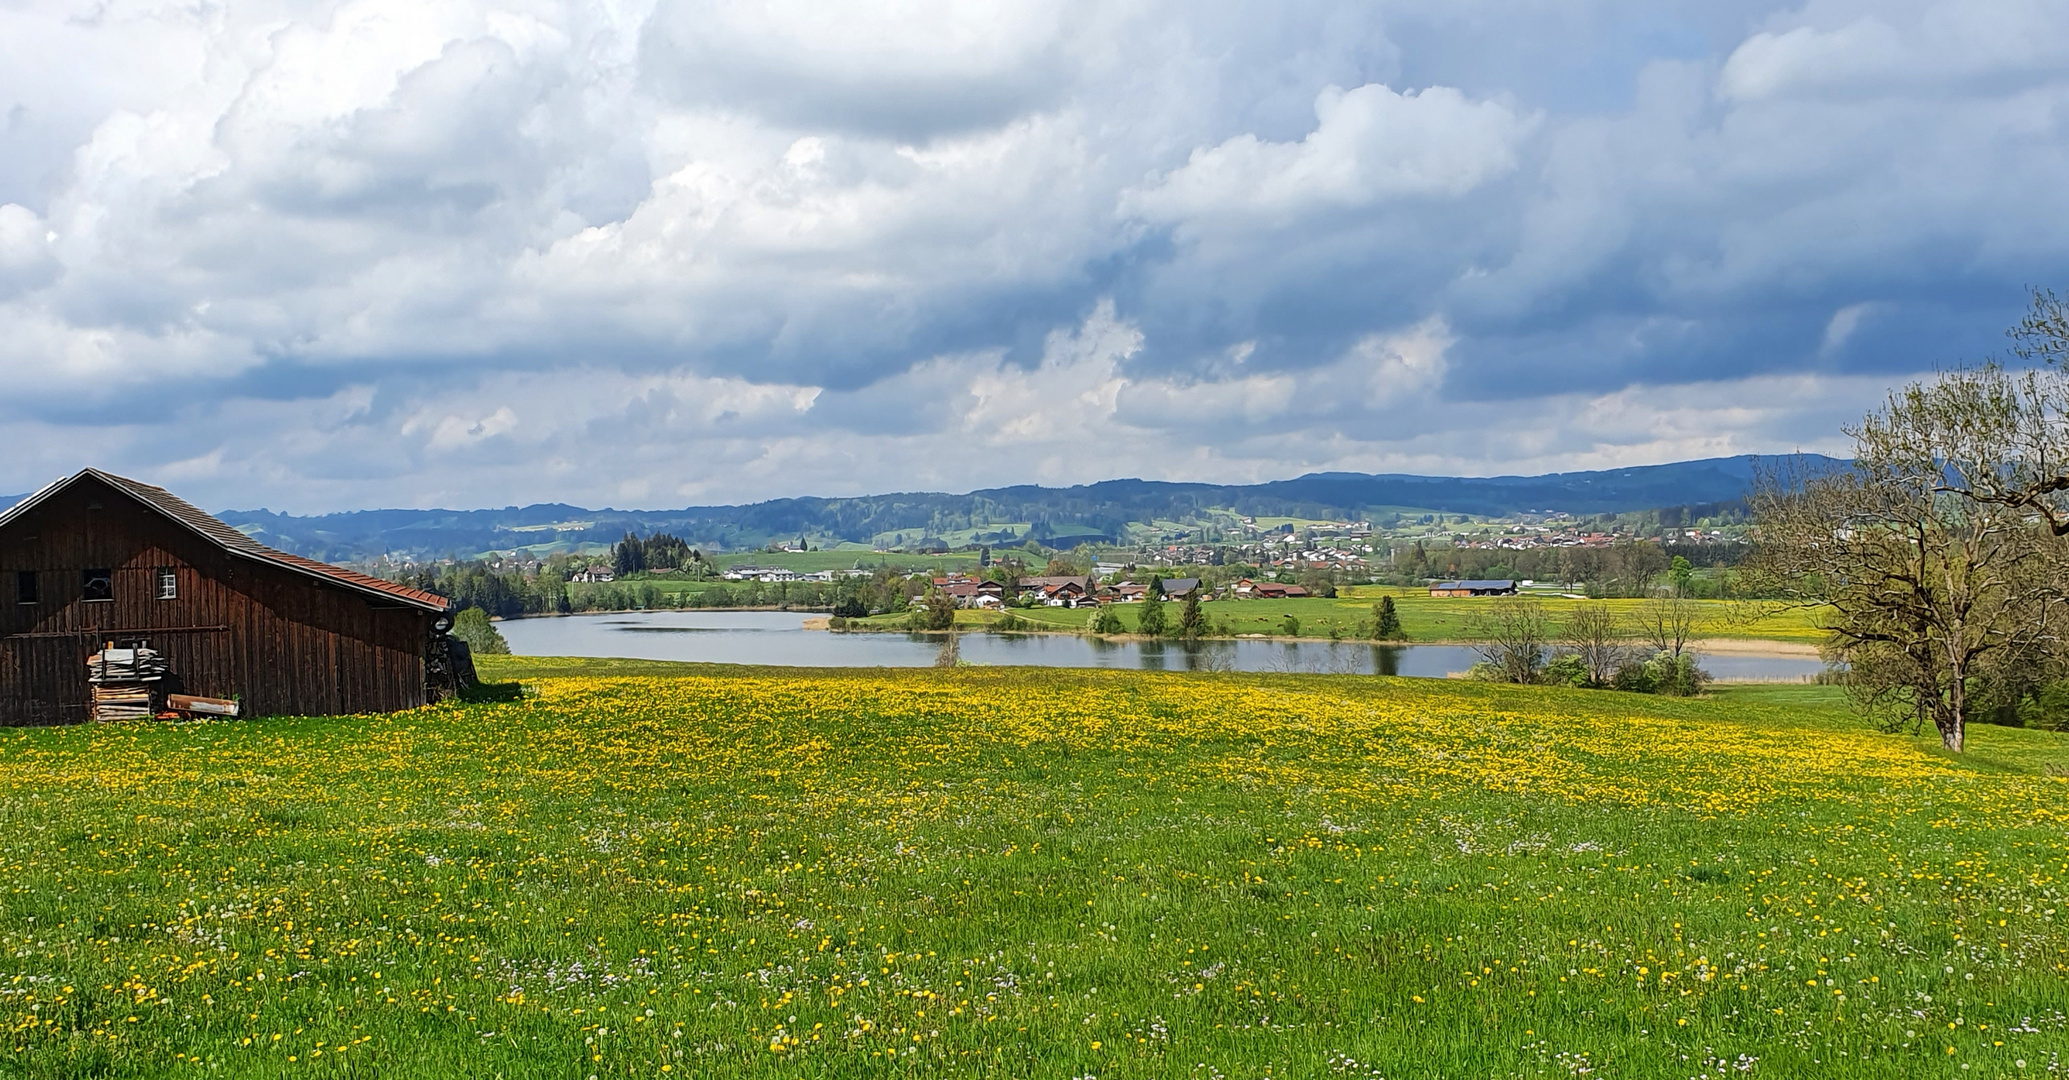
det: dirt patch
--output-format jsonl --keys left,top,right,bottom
{"left": 1690, "top": 638, "right": 1820, "bottom": 658}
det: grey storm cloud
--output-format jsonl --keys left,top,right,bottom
{"left": 0, "top": 0, "right": 2065, "bottom": 511}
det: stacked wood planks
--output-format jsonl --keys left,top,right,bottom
{"left": 86, "top": 646, "right": 168, "bottom": 721}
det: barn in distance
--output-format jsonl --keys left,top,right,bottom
{"left": 0, "top": 469, "right": 461, "bottom": 725}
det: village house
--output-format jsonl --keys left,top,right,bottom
{"left": 568, "top": 564, "right": 614, "bottom": 583}
{"left": 723, "top": 565, "right": 797, "bottom": 582}
{"left": 1014, "top": 576, "right": 1090, "bottom": 591}
{"left": 936, "top": 579, "right": 1006, "bottom": 609}
{"left": 1158, "top": 577, "right": 1202, "bottom": 601}
{"left": 1228, "top": 578, "right": 1309, "bottom": 599}
{"left": 0, "top": 469, "right": 460, "bottom": 725}
{"left": 1015, "top": 577, "right": 1096, "bottom": 608}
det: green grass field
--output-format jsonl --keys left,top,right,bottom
{"left": 854, "top": 590, "right": 1829, "bottom": 645}
{"left": 2, "top": 659, "right": 2064, "bottom": 1077}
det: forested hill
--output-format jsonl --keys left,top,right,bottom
{"left": 79, "top": 454, "right": 1823, "bottom": 563}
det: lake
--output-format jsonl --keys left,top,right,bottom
{"left": 496, "top": 610, "right": 1830, "bottom": 681}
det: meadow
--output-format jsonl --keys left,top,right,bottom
{"left": 1, "top": 660, "right": 2063, "bottom": 1077}
{"left": 853, "top": 590, "right": 1828, "bottom": 645}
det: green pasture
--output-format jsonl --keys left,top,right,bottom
{"left": 1, "top": 659, "right": 2063, "bottom": 1078}
{"left": 1338, "top": 587, "right": 1832, "bottom": 644}
{"left": 851, "top": 591, "right": 1831, "bottom": 645}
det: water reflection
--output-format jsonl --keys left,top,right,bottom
{"left": 496, "top": 611, "right": 1830, "bottom": 681}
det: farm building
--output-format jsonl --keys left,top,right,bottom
{"left": 0, "top": 469, "right": 460, "bottom": 725}
{"left": 1428, "top": 579, "right": 1518, "bottom": 597}
{"left": 1158, "top": 578, "right": 1203, "bottom": 600}
{"left": 1230, "top": 579, "right": 1309, "bottom": 599}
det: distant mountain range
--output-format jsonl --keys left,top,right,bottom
{"left": 1, "top": 455, "right": 1833, "bottom": 563}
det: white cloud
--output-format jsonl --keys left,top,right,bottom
{"left": 0, "top": 203, "right": 56, "bottom": 294}
{"left": 0, "top": 308, "right": 1904, "bottom": 513}
{"left": 1129, "top": 83, "right": 1530, "bottom": 224}
{"left": 962, "top": 299, "right": 1138, "bottom": 445}
{"left": 1721, "top": 1, "right": 2069, "bottom": 102}
{"left": 1718, "top": 18, "right": 1910, "bottom": 102}
{"left": 0, "top": 0, "right": 2063, "bottom": 509}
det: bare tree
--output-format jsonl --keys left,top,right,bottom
{"left": 1749, "top": 371, "right": 2064, "bottom": 752}
{"left": 1633, "top": 596, "right": 1705, "bottom": 659}
{"left": 1558, "top": 602, "right": 1630, "bottom": 687}
{"left": 1466, "top": 598, "right": 1554, "bottom": 684}
{"left": 1913, "top": 306, "right": 2069, "bottom": 540}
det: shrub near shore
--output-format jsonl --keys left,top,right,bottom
{"left": 1, "top": 666, "right": 2064, "bottom": 1077}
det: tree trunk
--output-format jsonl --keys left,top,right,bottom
{"left": 1941, "top": 659, "right": 1967, "bottom": 753}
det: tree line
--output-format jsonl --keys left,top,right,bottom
{"left": 396, "top": 559, "right": 930, "bottom": 620}
{"left": 610, "top": 531, "right": 700, "bottom": 576}
{"left": 1461, "top": 597, "right": 1712, "bottom": 696}
{"left": 1388, "top": 539, "right": 1751, "bottom": 598}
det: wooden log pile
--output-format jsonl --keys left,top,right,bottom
{"left": 84, "top": 645, "right": 240, "bottom": 721}
{"left": 86, "top": 646, "right": 168, "bottom": 721}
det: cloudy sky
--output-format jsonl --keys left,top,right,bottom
{"left": 2, "top": 0, "right": 2065, "bottom": 511}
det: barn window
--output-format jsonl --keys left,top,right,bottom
{"left": 156, "top": 568, "right": 178, "bottom": 600}
{"left": 14, "top": 571, "right": 33, "bottom": 604}
{"left": 82, "top": 568, "right": 113, "bottom": 602}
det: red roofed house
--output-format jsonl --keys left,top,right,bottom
{"left": 0, "top": 469, "right": 461, "bottom": 725}
{"left": 1015, "top": 576, "right": 1099, "bottom": 608}
{"left": 936, "top": 579, "right": 1005, "bottom": 609}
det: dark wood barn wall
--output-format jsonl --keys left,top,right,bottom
{"left": 0, "top": 477, "right": 433, "bottom": 724}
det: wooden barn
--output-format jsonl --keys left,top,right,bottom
{"left": 0, "top": 469, "right": 458, "bottom": 725}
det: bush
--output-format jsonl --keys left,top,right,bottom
{"left": 2025, "top": 682, "right": 2069, "bottom": 731}
{"left": 451, "top": 608, "right": 510, "bottom": 655}
{"left": 832, "top": 596, "right": 868, "bottom": 619}
{"left": 1465, "top": 598, "right": 1552, "bottom": 684}
{"left": 1279, "top": 613, "right": 1301, "bottom": 637}
{"left": 1612, "top": 650, "right": 1712, "bottom": 696}
{"left": 1465, "top": 662, "right": 1506, "bottom": 682}
{"left": 1089, "top": 607, "right": 1125, "bottom": 635}
{"left": 1539, "top": 652, "right": 1591, "bottom": 688}
{"left": 1652, "top": 652, "right": 1712, "bottom": 697}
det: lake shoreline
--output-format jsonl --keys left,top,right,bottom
{"left": 824, "top": 620, "right": 1823, "bottom": 658}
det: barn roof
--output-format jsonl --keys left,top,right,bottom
{"left": 0, "top": 469, "right": 453, "bottom": 613}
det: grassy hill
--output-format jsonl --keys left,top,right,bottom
{"left": 1, "top": 660, "right": 2062, "bottom": 1076}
